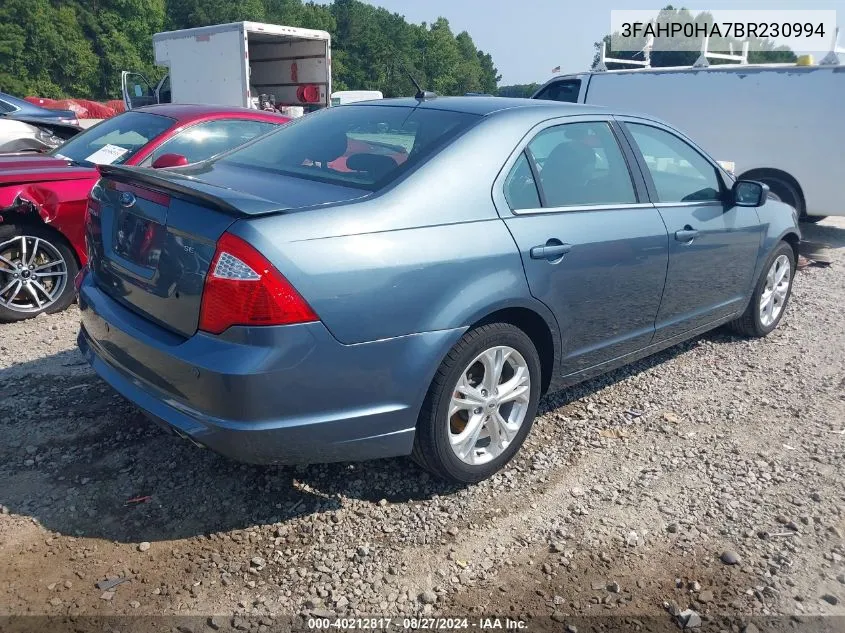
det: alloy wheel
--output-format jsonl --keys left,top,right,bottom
{"left": 0, "top": 235, "right": 68, "bottom": 314}
{"left": 447, "top": 345, "right": 531, "bottom": 466}
{"left": 759, "top": 254, "right": 790, "bottom": 328}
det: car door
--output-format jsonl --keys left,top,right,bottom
{"left": 617, "top": 118, "right": 763, "bottom": 341}
{"left": 121, "top": 71, "right": 160, "bottom": 110}
{"left": 495, "top": 116, "right": 669, "bottom": 378}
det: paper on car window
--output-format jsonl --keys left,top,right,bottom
{"left": 717, "top": 160, "right": 736, "bottom": 175}
{"left": 85, "top": 144, "right": 129, "bottom": 165}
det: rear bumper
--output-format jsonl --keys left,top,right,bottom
{"left": 77, "top": 277, "right": 464, "bottom": 465}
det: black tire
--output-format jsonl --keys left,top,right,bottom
{"left": 729, "top": 241, "right": 795, "bottom": 338}
{"left": 412, "top": 322, "right": 542, "bottom": 484}
{"left": 0, "top": 223, "right": 79, "bottom": 322}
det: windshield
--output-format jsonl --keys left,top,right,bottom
{"left": 219, "top": 105, "right": 479, "bottom": 191}
{"left": 51, "top": 111, "right": 174, "bottom": 168}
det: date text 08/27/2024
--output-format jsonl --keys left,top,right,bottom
{"left": 307, "top": 617, "right": 528, "bottom": 630}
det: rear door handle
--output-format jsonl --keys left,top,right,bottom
{"left": 530, "top": 241, "right": 572, "bottom": 260}
{"left": 674, "top": 227, "right": 699, "bottom": 242}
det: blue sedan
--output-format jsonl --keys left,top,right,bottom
{"left": 76, "top": 97, "right": 800, "bottom": 483}
{"left": 0, "top": 91, "right": 79, "bottom": 126}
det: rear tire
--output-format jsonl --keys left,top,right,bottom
{"left": 0, "top": 223, "right": 78, "bottom": 322}
{"left": 412, "top": 323, "right": 542, "bottom": 484}
{"left": 729, "top": 241, "right": 795, "bottom": 338}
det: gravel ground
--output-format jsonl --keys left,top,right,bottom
{"left": 1, "top": 219, "right": 843, "bottom": 632}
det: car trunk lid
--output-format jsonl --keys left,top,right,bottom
{"left": 87, "top": 164, "right": 366, "bottom": 336}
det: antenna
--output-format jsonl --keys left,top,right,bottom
{"left": 693, "top": 35, "right": 749, "bottom": 67}
{"left": 820, "top": 26, "right": 843, "bottom": 66}
{"left": 595, "top": 35, "right": 652, "bottom": 72}
{"left": 398, "top": 61, "right": 437, "bottom": 101}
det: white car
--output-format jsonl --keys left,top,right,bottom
{"left": 0, "top": 118, "right": 78, "bottom": 153}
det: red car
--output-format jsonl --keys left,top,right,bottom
{"left": 0, "top": 105, "right": 289, "bottom": 321}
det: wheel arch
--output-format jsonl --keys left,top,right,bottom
{"left": 466, "top": 304, "right": 560, "bottom": 395}
{"left": 781, "top": 231, "right": 800, "bottom": 265}
{"left": 739, "top": 167, "right": 806, "bottom": 215}
{"left": 0, "top": 194, "right": 83, "bottom": 267}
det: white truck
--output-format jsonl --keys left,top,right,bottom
{"left": 532, "top": 36, "right": 845, "bottom": 222}
{"left": 122, "top": 21, "right": 332, "bottom": 115}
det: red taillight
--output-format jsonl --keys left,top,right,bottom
{"left": 198, "top": 232, "right": 318, "bottom": 334}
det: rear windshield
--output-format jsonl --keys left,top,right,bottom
{"left": 219, "top": 105, "right": 479, "bottom": 191}
{"left": 51, "top": 111, "right": 174, "bottom": 168}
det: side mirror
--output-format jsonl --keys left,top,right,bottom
{"left": 151, "top": 153, "right": 188, "bottom": 169}
{"left": 732, "top": 179, "right": 768, "bottom": 207}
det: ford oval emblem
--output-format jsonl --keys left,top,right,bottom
{"left": 119, "top": 191, "right": 136, "bottom": 208}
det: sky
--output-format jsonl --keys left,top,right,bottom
{"left": 360, "top": 0, "right": 845, "bottom": 85}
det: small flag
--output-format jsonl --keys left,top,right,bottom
{"left": 552, "top": 66, "right": 561, "bottom": 73}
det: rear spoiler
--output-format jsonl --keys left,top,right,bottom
{"left": 97, "top": 164, "right": 271, "bottom": 216}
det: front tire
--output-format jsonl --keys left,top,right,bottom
{"left": 730, "top": 241, "right": 795, "bottom": 338}
{"left": 412, "top": 323, "right": 542, "bottom": 484}
{"left": 0, "top": 223, "right": 79, "bottom": 322}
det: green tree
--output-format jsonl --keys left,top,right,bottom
{"left": 0, "top": 0, "right": 99, "bottom": 98}
{"left": 497, "top": 83, "right": 540, "bottom": 98}
{"left": 0, "top": 0, "right": 501, "bottom": 100}
{"left": 79, "top": 0, "right": 167, "bottom": 98}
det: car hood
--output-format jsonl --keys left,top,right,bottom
{"left": 0, "top": 154, "right": 95, "bottom": 185}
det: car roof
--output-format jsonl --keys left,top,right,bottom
{"left": 133, "top": 103, "right": 291, "bottom": 123}
{"left": 349, "top": 96, "right": 611, "bottom": 117}
{"left": 0, "top": 91, "right": 48, "bottom": 112}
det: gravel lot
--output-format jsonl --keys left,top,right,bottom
{"left": 1, "top": 219, "right": 843, "bottom": 632}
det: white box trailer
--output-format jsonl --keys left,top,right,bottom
{"left": 532, "top": 54, "right": 845, "bottom": 222}
{"left": 122, "top": 21, "right": 331, "bottom": 113}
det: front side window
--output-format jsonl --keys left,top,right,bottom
{"left": 525, "top": 121, "right": 636, "bottom": 208}
{"left": 144, "top": 119, "right": 277, "bottom": 165}
{"left": 626, "top": 123, "right": 721, "bottom": 203}
{"left": 50, "top": 111, "right": 174, "bottom": 168}
{"left": 220, "top": 105, "right": 479, "bottom": 191}
{"left": 533, "top": 79, "right": 582, "bottom": 103}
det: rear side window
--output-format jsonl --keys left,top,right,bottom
{"left": 533, "top": 79, "right": 581, "bottom": 103}
{"left": 524, "top": 121, "right": 636, "bottom": 208}
{"left": 144, "top": 119, "right": 277, "bottom": 165}
{"left": 504, "top": 153, "right": 540, "bottom": 210}
{"left": 220, "top": 106, "right": 479, "bottom": 191}
{"left": 0, "top": 99, "right": 17, "bottom": 114}
{"left": 626, "top": 123, "right": 721, "bottom": 203}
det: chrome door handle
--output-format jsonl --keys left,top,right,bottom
{"left": 674, "top": 228, "right": 699, "bottom": 242}
{"left": 530, "top": 241, "right": 572, "bottom": 260}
